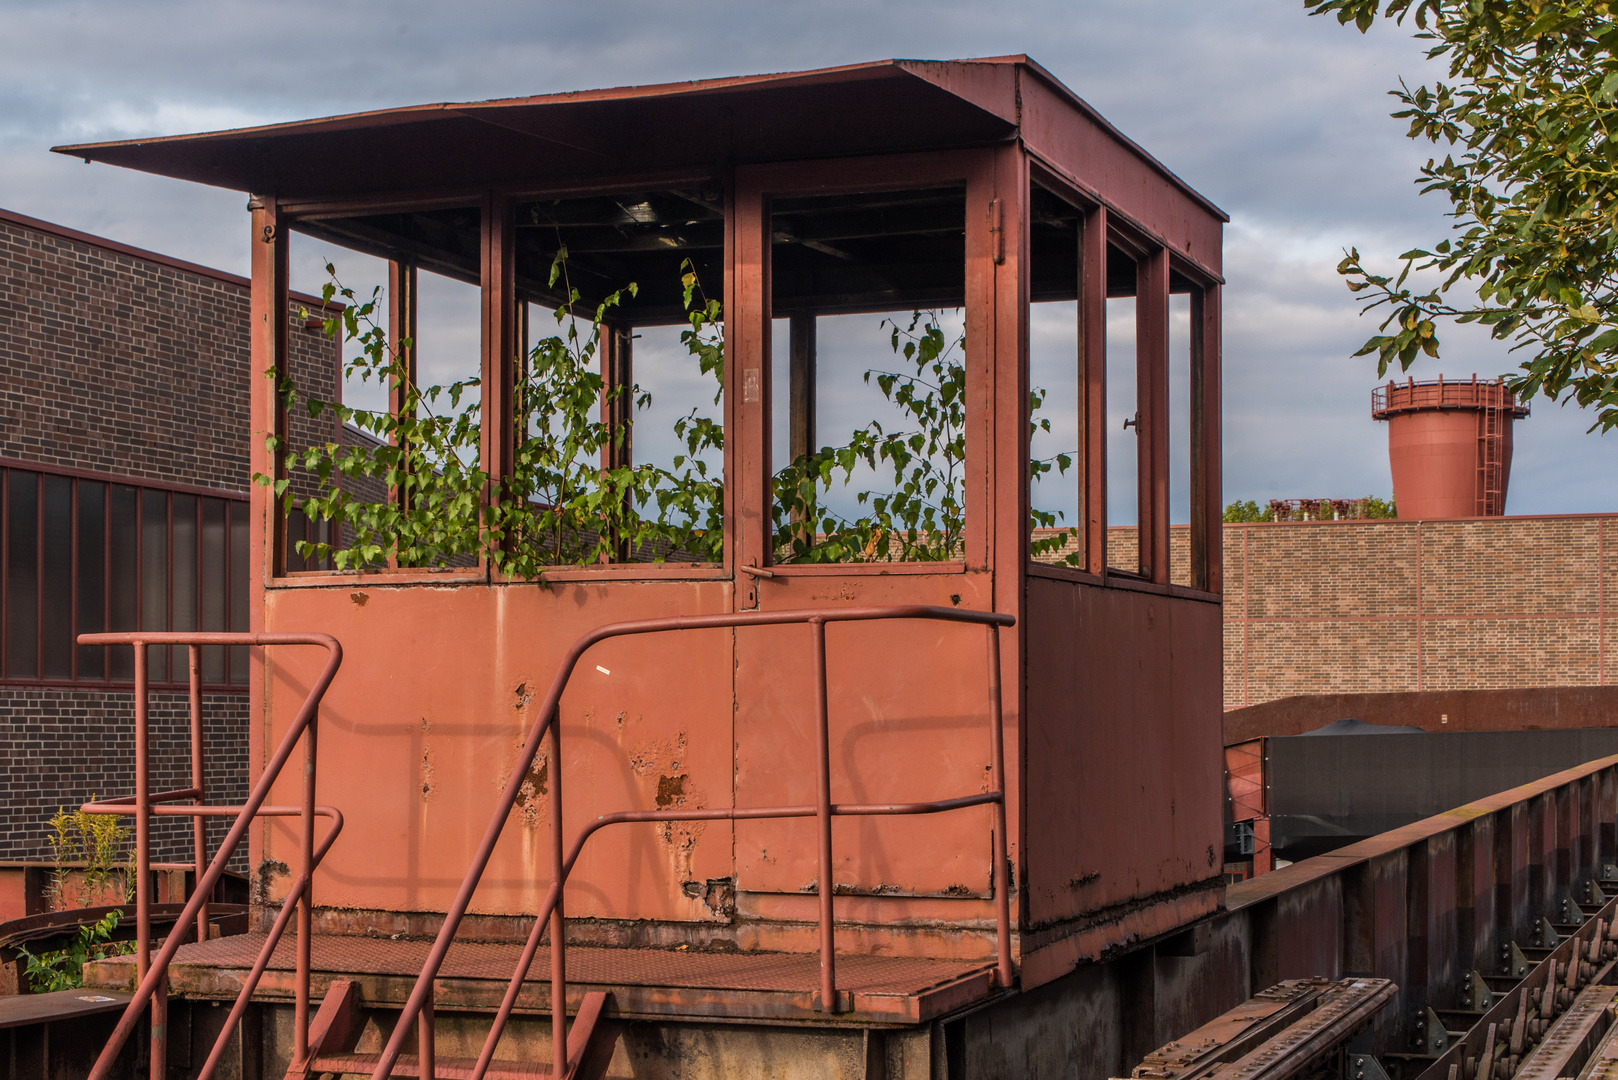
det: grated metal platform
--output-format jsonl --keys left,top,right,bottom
{"left": 84, "top": 933, "right": 998, "bottom": 1025}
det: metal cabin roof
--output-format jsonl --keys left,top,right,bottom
{"left": 52, "top": 56, "right": 1226, "bottom": 222}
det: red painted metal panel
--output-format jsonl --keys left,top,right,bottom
{"left": 260, "top": 582, "right": 738, "bottom": 923}
{"left": 1023, "top": 576, "right": 1223, "bottom": 926}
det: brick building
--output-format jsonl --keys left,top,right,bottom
{"left": 1221, "top": 514, "right": 1618, "bottom": 710}
{"left": 1037, "top": 516, "right": 1618, "bottom": 711}
{"left": 0, "top": 206, "right": 340, "bottom": 866}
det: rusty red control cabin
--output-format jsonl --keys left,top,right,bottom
{"left": 62, "top": 56, "right": 1227, "bottom": 1077}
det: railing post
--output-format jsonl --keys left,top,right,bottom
{"left": 987, "top": 624, "right": 1013, "bottom": 989}
{"left": 134, "top": 642, "right": 150, "bottom": 982}
{"left": 295, "top": 714, "right": 317, "bottom": 1061}
{"left": 131, "top": 640, "right": 159, "bottom": 1078}
{"left": 150, "top": 971, "right": 167, "bottom": 1080}
{"left": 420, "top": 996, "right": 435, "bottom": 1080}
{"left": 189, "top": 644, "right": 210, "bottom": 944}
{"left": 550, "top": 719, "right": 566, "bottom": 1079}
{"left": 811, "top": 616, "right": 838, "bottom": 1012}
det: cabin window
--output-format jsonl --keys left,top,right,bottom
{"left": 1027, "top": 185, "right": 1083, "bottom": 568}
{"left": 768, "top": 186, "right": 968, "bottom": 564}
{"left": 272, "top": 188, "right": 726, "bottom": 575}
{"left": 1106, "top": 244, "right": 1143, "bottom": 575}
{"left": 1025, "top": 176, "right": 1221, "bottom": 591}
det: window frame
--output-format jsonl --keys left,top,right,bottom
{"left": 266, "top": 183, "right": 738, "bottom": 587}
{"left": 733, "top": 149, "right": 992, "bottom": 584}
{"left": 0, "top": 457, "right": 251, "bottom": 690}
{"left": 1022, "top": 163, "right": 1223, "bottom": 599}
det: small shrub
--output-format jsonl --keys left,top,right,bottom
{"left": 16, "top": 909, "right": 135, "bottom": 993}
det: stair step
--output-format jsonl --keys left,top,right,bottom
{"left": 311, "top": 1053, "right": 551, "bottom": 1078}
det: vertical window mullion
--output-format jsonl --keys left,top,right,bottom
{"left": 102, "top": 481, "right": 111, "bottom": 680}
{"left": 1, "top": 469, "right": 7, "bottom": 675}
{"left": 167, "top": 490, "right": 174, "bottom": 684}
{"left": 34, "top": 471, "right": 42, "bottom": 680}
{"left": 69, "top": 478, "right": 78, "bottom": 681}
{"left": 223, "top": 500, "right": 231, "bottom": 686}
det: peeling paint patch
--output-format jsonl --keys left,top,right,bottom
{"left": 250, "top": 858, "right": 290, "bottom": 907}
{"left": 513, "top": 683, "right": 530, "bottom": 711}
{"left": 628, "top": 732, "right": 686, "bottom": 776}
{"left": 655, "top": 774, "right": 688, "bottom": 808}
{"left": 511, "top": 750, "right": 549, "bottom": 830}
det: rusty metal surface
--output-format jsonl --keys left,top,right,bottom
{"left": 1579, "top": 1017, "right": 1618, "bottom": 1080}
{"left": 51, "top": 59, "right": 1224, "bottom": 249}
{"left": 1225, "top": 685, "right": 1618, "bottom": 744}
{"left": 312, "top": 1054, "right": 548, "bottom": 1079}
{"left": 1128, "top": 979, "right": 1327, "bottom": 1080}
{"left": 1199, "top": 978, "right": 1396, "bottom": 1080}
{"left": 0, "top": 988, "right": 132, "bottom": 1030}
{"left": 102, "top": 931, "right": 989, "bottom": 998}
{"left": 73, "top": 631, "right": 343, "bottom": 1080}
{"left": 366, "top": 605, "right": 1013, "bottom": 1080}
{"left": 1124, "top": 978, "right": 1396, "bottom": 1080}
{"left": 1513, "top": 985, "right": 1617, "bottom": 1080}
{"left": 0, "top": 903, "right": 245, "bottom": 953}
{"left": 1022, "top": 580, "right": 1225, "bottom": 932}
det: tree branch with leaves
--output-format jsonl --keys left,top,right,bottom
{"left": 1310, "top": 0, "right": 1618, "bottom": 428}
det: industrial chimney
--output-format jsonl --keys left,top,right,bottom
{"left": 1371, "top": 375, "right": 1529, "bottom": 519}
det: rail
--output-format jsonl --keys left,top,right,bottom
{"left": 76, "top": 631, "right": 344, "bottom": 1080}
{"left": 1371, "top": 374, "right": 1530, "bottom": 420}
{"left": 371, "top": 604, "right": 1017, "bottom": 1080}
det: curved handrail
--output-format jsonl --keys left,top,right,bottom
{"left": 77, "top": 632, "right": 343, "bottom": 1080}
{"left": 373, "top": 605, "right": 1014, "bottom": 1080}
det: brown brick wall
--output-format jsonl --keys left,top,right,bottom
{"left": 1223, "top": 516, "right": 1618, "bottom": 710}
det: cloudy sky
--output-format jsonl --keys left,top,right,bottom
{"left": 3, "top": 0, "right": 1611, "bottom": 517}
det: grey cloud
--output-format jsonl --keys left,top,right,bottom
{"left": 1, "top": 0, "right": 1609, "bottom": 514}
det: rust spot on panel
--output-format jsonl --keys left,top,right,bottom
{"left": 655, "top": 774, "right": 689, "bottom": 808}
{"left": 1069, "top": 872, "right": 1100, "bottom": 889}
{"left": 808, "top": 585, "right": 858, "bottom": 601}
{"left": 513, "top": 683, "right": 530, "bottom": 711}
{"left": 950, "top": 594, "right": 962, "bottom": 606}
{"left": 420, "top": 746, "right": 435, "bottom": 802}
{"left": 702, "top": 877, "right": 735, "bottom": 918}
{"left": 349, "top": 591, "right": 368, "bottom": 606}
{"left": 507, "top": 747, "right": 549, "bottom": 829}
{"left": 629, "top": 733, "right": 687, "bottom": 777}
{"left": 942, "top": 884, "right": 974, "bottom": 897}
{"left": 629, "top": 733, "right": 704, "bottom": 877}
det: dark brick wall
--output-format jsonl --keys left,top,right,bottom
{"left": 0, "top": 209, "right": 340, "bottom": 871}
{"left": 0, "top": 212, "right": 337, "bottom": 493}
{"left": 0, "top": 687, "right": 250, "bottom": 866}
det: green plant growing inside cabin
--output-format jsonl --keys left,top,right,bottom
{"left": 261, "top": 261, "right": 1076, "bottom": 571}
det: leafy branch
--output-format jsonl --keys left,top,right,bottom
{"left": 1308, "top": 0, "right": 1618, "bottom": 429}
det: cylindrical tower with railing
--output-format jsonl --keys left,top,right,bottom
{"left": 1371, "top": 374, "right": 1530, "bottom": 519}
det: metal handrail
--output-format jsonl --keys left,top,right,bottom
{"left": 78, "top": 631, "right": 344, "bottom": 1080}
{"left": 371, "top": 604, "right": 1016, "bottom": 1080}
